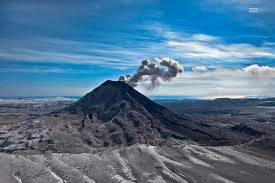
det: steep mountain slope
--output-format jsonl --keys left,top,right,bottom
{"left": 64, "top": 80, "right": 238, "bottom": 147}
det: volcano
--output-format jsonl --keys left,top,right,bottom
{"left": 64, "top": 80, "right": 233, "bottom": 147}
{"left": 0, "top": 80, "right": 272, "bottom": 183}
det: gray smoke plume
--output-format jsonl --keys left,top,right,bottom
{"left": 119, "top": 58, "right": 184, "bottom": 89}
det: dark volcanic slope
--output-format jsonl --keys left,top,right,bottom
{"left": 64, "top": 80, "right": 243, "bottom": 147}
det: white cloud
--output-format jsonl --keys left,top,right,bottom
{"left": 242, "top": 64, "right": 275, "bottom": 77}
{"left": 0, "top": 48, "right": 133, "bottom": 66}
{"left": 0, "top": 38, "right": 147, "bottom": 69}
{"left": 192, "top": 34, "right": 218, "bottom": 41}
{"left": 167, "top": 41, "right": 275, "bottom": 59}
{"left": 190, "top": 65, "right": 275, "bottom": 79}
{"left": 138, "top": 76, "right": 275, "bottom": 99}
{"left": 137, "top": 66, "right": 275, "bottom": 99}
{"left": 264, "top": 42, "right": 275, "bottom": 46}
{"left": 192, "top": 65, "right": 208, "bottom": 72}
{"left": 2, "top": 22, "right": 275, "bottom": 76}
{"left": 248, "top": 8, "right": 259, "bottom": 13}
{"left": 136, "top": 64, "right": 275, "bottom": 99}
{"left": 141, "top": 23, "right": 275, "bottom": 61}
{"left": 167, "top": 41, "right": 224, "bottom": 58}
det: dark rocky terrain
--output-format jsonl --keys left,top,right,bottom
{"left": 157, "top": 97, "right": 275, "bottom": 152}
{"left": 0, "top": 80, "right": 274, "bottom": 183}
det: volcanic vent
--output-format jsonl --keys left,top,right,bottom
{"left": 65, "top": 80, "right": 229, "bottom": 147}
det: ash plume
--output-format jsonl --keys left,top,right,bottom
{"left": 119, "top": 58, "right": 183, "bottom": 89}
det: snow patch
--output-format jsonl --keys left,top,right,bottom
{"left": 113, "top": 150, "right": 136, "bottom": 182}
{"left": 187, "top": 154, "right": 212, "bottom": 168}
{"left": 48, "top": 168, "right": 66, "bottom": 183}
{"left": 148, "top": 175, "right": 166, "bottom": 183}
{"left": 112, "top": 174, "right": 132, "bottom": 183}
{"left": 185, "top": 145, "right": 235, "bottom": 164}
{"left": 209, "top": 173, "right": 235, "bottom": 183}
{"left": 138, "top": 145, "right": 189, "bottom": 183}
{"left": 211, "top": 146, "right": 275, "bottom": 169}
{"left": 14, "top": 174, "right": 23, "bottom": 183}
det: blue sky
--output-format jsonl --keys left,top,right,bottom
{"left": 0, "top": 0, "right": 274, "bottom": 98}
